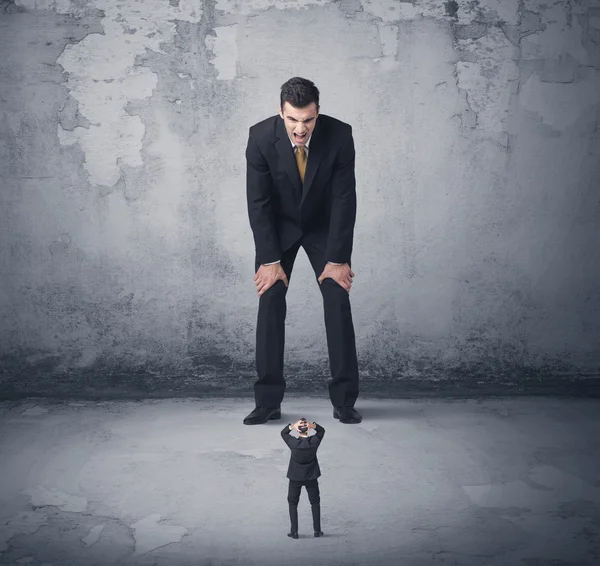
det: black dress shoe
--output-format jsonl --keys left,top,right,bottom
{"left": 314, "top": 531, "right": 324, "bottom": 537}
{"left": 287, "top": 532, "right": 299, "bottom": 539}
{"left": 333, "top": 406, "right": 362, "bottom": 424}
{"left": 243, "top": 406, "right": 281, "bottom": 425}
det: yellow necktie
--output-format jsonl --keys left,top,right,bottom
{"left": 296, "top": 145, "right": 307, "bottom": 183}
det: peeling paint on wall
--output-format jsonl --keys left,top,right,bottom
{"left": 215, "top": 0, "right": 331, "bottom": 16}
{"left": 16, "top": 0, "right": 203, "bottom": 187}
{"left": 206, "top": 25, "right": 239, "bottom": 80}
{"left": 376, "top": 22, "right": 399, "bottom": 68}
{"left": 456, "top": 27, "right": 520, "bottom": 135}
{"left": 363, "top": 0, "right": 421, "bottom": 22}
{"left": 520, "top": 71, "right": 600, "bottom": 131}
{"left": 521, "top": 2, "right": 589, "bottom": 62}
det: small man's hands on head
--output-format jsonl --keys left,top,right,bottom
{"left": 292, "top": 419, "right": 311, "bottom": 432}
{"left": 317, "top": 263, "right": 355, "bottom": 293}
{"left": 254, "top": 264, "right": 288, "bottom": 297}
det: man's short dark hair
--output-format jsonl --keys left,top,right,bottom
{"left": 280, "top": 77, "right": 320, "bottom": 111}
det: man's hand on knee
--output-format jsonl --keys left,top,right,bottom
{"left": 318, "top": 263, "right": 355, "bottom": 293}
{"left": 254, "top": 263, "right": 289, "bottom": 297}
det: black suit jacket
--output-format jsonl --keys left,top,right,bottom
{"left": 281, "top": 423, "right": 326, "bottom": 481}
{"left": 246, "top": 114, "right": 357, "bottom": 266}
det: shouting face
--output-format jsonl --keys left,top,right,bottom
{"left": 279, "top": 101, "right": 319, "bottom": 147}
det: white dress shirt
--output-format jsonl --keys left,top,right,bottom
{"left": 263, "top": 132, "right": 342, "bottom": 267}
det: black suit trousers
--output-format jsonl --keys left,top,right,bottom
{"left": 287, "top": 479, "right": 321, "bottom": 533}
{"left": 287, "top": 478, "right": 320, "bottom": 505}
{"left": 254, "top": 238, "right": 359, "bottom": 408}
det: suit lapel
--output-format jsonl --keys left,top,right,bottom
{"left": 302, "top": 116, "right": 324, "bottom": 205}
{"left": 275, "top": 116, "right": 303, "bottom": 196}
{"left": 274, "top": 115, "right": 325, "bottom": 205}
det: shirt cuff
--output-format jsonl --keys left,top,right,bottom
{"left": 263, "top": 260, "right": 281, "bottom": 265}
{"left": 328, "top": 262, "right": 343, "bottom": 266}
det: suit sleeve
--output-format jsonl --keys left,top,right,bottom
{"left": 281, "top": 424, "right": 294, "bottom": 448}
{"left": 314, "top": 422, "right": 325, "bottom": 441}
{"left": 326, "top": 126, "right": 357, "bottom": 265}
{"left": 246, "top": 128, "right": 282, "bottom": 265}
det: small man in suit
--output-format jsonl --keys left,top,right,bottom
{"left": 281, "top": 418, "right": 326, "bottom": 538}
{"left": 244, "top": 77, "right": 362, "bottom": 426}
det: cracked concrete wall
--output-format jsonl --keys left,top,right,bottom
{"left": 1, "top": 0, "right": 599, "bottom": 396}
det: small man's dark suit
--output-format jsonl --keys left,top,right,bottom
{"left": 246, "top": 113, "right": 360, "bottom": 415}
{"left": 281, "top": 422, "right": 326, "bottom": 535}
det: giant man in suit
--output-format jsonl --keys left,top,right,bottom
{"left": 243, "top": 77, "right": 362, "bottom": 426}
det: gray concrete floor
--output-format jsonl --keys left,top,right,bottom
{"left": 0, "top": 397, "right": 599, "bottom": 566}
